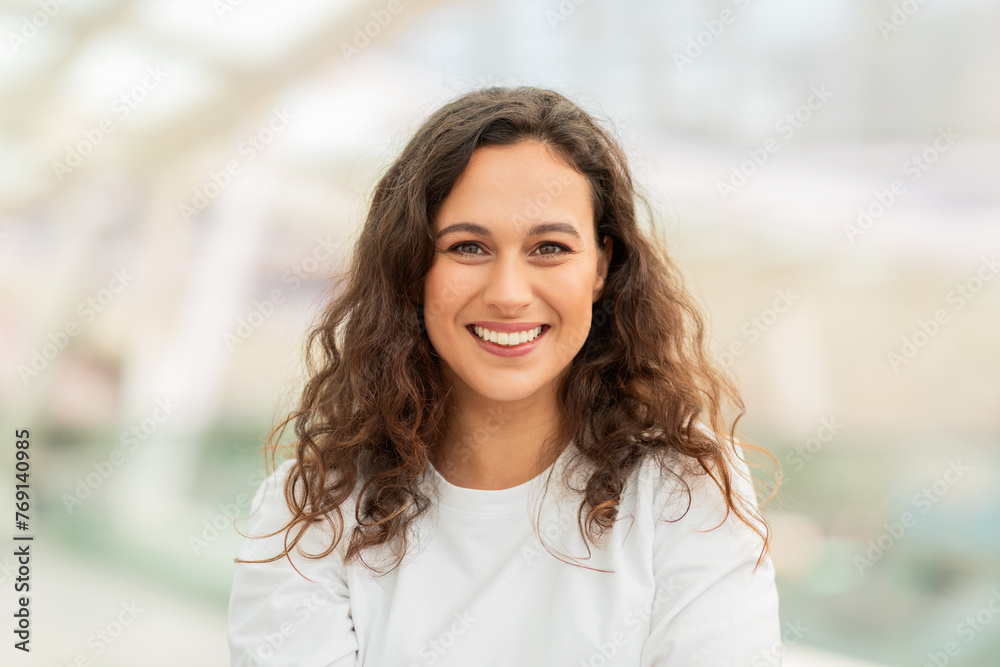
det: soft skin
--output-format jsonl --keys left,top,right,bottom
{"left": 422, "top": 140, "right": 612, "bottom": 489}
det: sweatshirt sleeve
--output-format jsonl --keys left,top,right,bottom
{"left": 227, "top": 459, "right": 360, "bottom": 667}
{"left": 639, "top": 447, "right": 781, "bottom": 667}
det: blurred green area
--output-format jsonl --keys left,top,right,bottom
{"left": 755, "top": 436, "right": 1000, "bottom": 666}
{"left": 28, "top": 417, "right": 1000, "bottom": 666}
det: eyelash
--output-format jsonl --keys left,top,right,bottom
{"left": 448, "top": 242, "right": 570, "bottom": 257}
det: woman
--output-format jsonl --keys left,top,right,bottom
{"left": 228, "top": 86, "right": 782, "bottom": 666}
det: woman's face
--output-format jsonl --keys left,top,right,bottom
{"left": 423, "top": 140, "right": 612, "bottom": 404}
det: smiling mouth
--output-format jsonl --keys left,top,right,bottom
{"left": 466, "top": 324, "right": 549, "bottom": 347}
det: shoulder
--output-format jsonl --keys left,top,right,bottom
{"left": 635, "top": 439, "right": 766, "bottom": 544}
{"left": 229, "top": 459, "right": 362, "bottom": 665}
{"left": 244, "top": 459, "right": 296, "bottom": 535}
{"left": 238, "top": 458, "right": 358, "bottom": 570}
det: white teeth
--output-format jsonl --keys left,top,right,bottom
{"left": 473, "top": 325, "right": 543, "bottom": 346}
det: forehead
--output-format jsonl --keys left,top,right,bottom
{"left": 434, "top": 140, "right": 594, "bottom": 233}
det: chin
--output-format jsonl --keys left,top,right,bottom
{"left": 473, "top": 385, "right": 542, "bottom": 403}
{"left": 460, "top": 369, "right": 553, "bottom": 403}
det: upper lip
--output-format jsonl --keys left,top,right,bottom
{"left": 469, "top": 321, "right": 547, "bottom": 333}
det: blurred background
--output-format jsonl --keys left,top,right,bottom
{"left": 1, "top": 0, "right": 998, "bottom": 665}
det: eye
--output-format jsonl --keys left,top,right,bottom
{"left": 445, "top": 241, "right": 571, "bottom": 258}
{"left": 533, "top": 243, "right": 569, "bottom": 257}
{"left": 449, "top": 242, "right": 485, "bottom": 256}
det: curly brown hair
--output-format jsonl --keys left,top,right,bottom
{"left": 235, "top": 85, "right": 779, "bottom": 578}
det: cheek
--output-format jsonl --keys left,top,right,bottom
{"left": 542, "top": 267, "right": 597, "bottom": 349}
{"left": 422, "top": 265, "right": 451, "bottom": 316}
{"left": 423, "top": 263, "right": 472, "bottom": 324}
{"left": 546, "top": 266, "right": 598, "bottom": 310}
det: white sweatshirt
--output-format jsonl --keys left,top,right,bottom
{"left": 227, "top": 440, "right": 781, "bottom": 666}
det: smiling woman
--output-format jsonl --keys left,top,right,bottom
{"left": 423, "top": 140, "right": 614, "bottom": 488}
{"left": 227, "top": 86, "right": 782, "bottom": 666}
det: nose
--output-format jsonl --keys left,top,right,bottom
{"left": 481, "top": 252, "right": 533, "bottom": 315}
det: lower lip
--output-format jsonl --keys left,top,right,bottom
{"left": 467, "top": 325, "right": 549, "bottom": 357}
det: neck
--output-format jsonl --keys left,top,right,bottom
{"left": 430, "top": 378, "right": 565, "bottom": 490}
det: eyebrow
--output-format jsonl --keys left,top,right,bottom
{"left": 435, "top": 221, "right": 582, "bottom": 240}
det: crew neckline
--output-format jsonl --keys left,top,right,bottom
{"left": 426, "top": 441, "right": 576, "bottom": 515}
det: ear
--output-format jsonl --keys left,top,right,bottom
{"left": 593, "top": 234, "right": 613, "bottom": 302}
